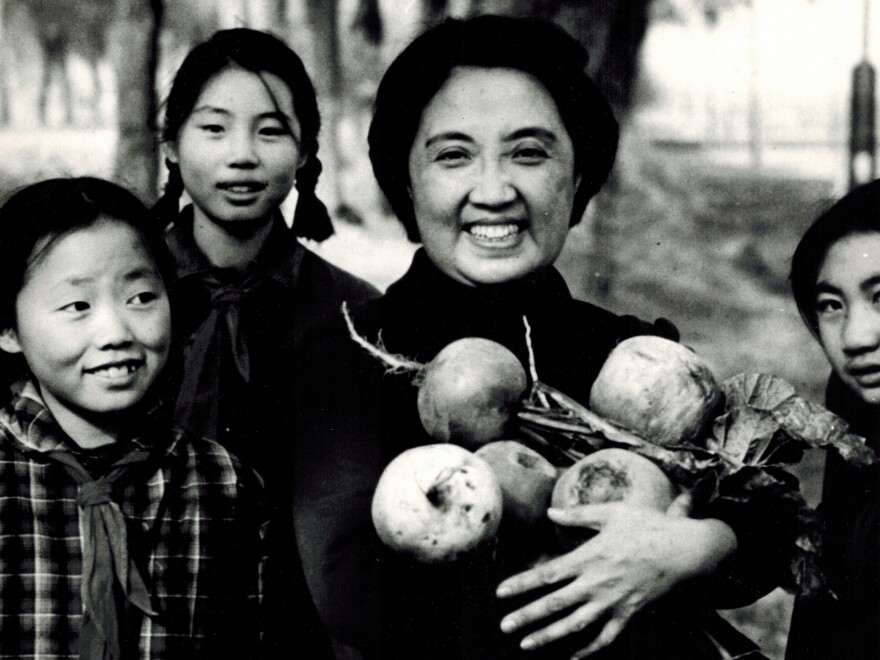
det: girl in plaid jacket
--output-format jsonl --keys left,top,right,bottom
{"left": 0, "top": 178, "right": 267, "bottom": 659}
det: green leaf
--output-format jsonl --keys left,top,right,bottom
{"left": 771, "top": 396, "right": 876, "bottom": 466}
{"left": 722, "top": 373, "right": 796, "bottom": 411}
{"left": 708, "top": 408, "right": 780, "bottom": 465}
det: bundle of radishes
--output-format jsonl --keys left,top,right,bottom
{"left": 344, "top": 306, "right": 875, "bottom": 595}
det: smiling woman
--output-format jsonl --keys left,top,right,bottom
{"left": 408, "top": 67, "right": 578, "bottom": 286}
{"left": 292, "top": 14, "right": 787, "bottom": 660}
{"left": 151, "top": 28, "right": 379, "bottom": 659}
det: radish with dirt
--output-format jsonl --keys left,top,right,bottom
{"left": 344, "top": 303, "right": 528, "bottom": 448}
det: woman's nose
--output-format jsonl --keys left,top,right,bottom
{"left": 95, "top": 306, "right": 135, "bottom": 348}
{"left": 842, "top": 303, "right": 880, "bottom": 354}
{"left": 227, "top": 129, "right": 259, "bottom": 167}
{"left": 468, "top": 162, "right": 516, "bottom": 207}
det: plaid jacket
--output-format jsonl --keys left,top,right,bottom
{"left": 0, "top": 381, "right": 267, "bottom": 659}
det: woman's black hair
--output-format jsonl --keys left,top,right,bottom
{"left": 154, "top": 28, "right": 333, "bottom": 241}
{"left": 0, "top": 177, "right": 175, "bottom": 382}
{"left": 368, "top": 15, "right": 619, "bottom": 242}
{"left": 790, "top": 179, "right": 880, "bottom": 338}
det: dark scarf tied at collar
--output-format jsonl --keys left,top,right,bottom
{"left": 166, "top": 207, "right": 303, "bottom": 436}
{"left": 1, "top": 380, "right": 178, "bottom": 660}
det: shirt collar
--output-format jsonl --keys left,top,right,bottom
{"left": 1, "top": 379, "right": 183, "bottom": 458}
{"left": 165, "top": 205, "right": 304, "bottom": 289}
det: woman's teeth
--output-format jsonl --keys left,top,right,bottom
{"left": 467, "top": 223, "right": 521, "bottom": 240}
{"left": 224, "top": 184, "right": 260, "bottom": 193}
{"left": 92, "top": 364, "right": 138, "bottom": 378}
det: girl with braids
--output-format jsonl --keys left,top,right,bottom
{"left": 154, "top": 28, "right": 378, "bottom": 658}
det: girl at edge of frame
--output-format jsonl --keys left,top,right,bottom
{"left": 152, "top": 28, "right": 379, "bottom": 659}
{"left": 786, "top": 179, "right": 880, "bottom": 659}
{"left": 293, "top": 14, "right": 793, "bottom": 660}
{"left": 0, "top": 177, "right": 266, "bottom": 659}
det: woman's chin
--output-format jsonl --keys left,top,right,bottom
{"left": 449, "top": 251, "right": 547, "bottom": 286}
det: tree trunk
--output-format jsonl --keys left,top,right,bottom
{"left": 305, "top": 1, "right": 342, "bottom": 213}
{"left": 0, "top": 0, "right": 8, "bottom": 125}
{"left": 549, "top": 0, "right": 653, "bottom": 303}
{"left": 112, "top": 0, "right": 162, "bottom": 202}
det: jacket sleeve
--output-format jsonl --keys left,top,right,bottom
{"left": 292, "top": 315, "right": 385, "bottom": 651}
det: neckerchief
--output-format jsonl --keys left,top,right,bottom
{"left": 174, "top": 268, "right": 270, "bottom": 434}
{"left": 165, "top": 208, "right": 302, "bottom": 438}
{"left": 0, "top": 380, "right": 167, "bottom": 660}
{"left": 45, "top": 447, "right": 159, "bottom": 660}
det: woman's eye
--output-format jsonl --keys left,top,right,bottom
{"left": 513, "top": 146, "right": 549, "bottom": 163}
{"left": 435, "top": 149, "right": 470, "bottom": 165}
{"left": 199, "top": 124, "right": 224, "bottom": 134}
{"left": 128, "top": 292, "right": 159, "bottom": 306}
{"left": 816, "top": 298, "right": 842, "bottom": 315}
{"left": 60, "top": 301, "right": 90, "bottom": 313}
{"left": 259, "top": 124, "right": 289, "bottom": 138}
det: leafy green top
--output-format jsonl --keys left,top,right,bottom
{"left": 517, "top": 373, "right": 876, "bottom": 597}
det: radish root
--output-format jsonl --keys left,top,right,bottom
{"left": 523, "top": 315, "right": 550, "bottom": 407}
{"left": 342, "top": 302, "right": 425, "bottom": 376}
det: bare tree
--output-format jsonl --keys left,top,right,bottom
{"left": 112, "top": 0, "right": 163, "bottom": 201}
{"left": 0, "top": 0, "right": 8, "bottom": 125}
{"left": 305, "top": 1, "right": 343, "bottom": 211}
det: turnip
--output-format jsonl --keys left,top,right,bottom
{"left": 475, "top": 440, "right": 559, "bottom": 525}
{"left": 551, "top": 448, "right": 677, "bottom": 549}
{"left": 343, "top": 303, "right": 527, "bottom": 447}
{"left": 371, "top": 443, "right": 503, "bottom": 563}
{"left": 417, "top": 339, "right": 527, "bottom": 447}
{"left": 589, "top": 336, "right": 722, "bottom": 447}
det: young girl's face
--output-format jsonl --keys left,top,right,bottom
{"left": 816, "top": 231, "right": 880, "bottom": 406}
{"left": 0, "top": 218, "right": 171, "bottom": 419}
{"left": 168, "top": 66, "right": 305, "bottom": 229}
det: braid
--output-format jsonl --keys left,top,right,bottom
{"left": 292, "top": 155, "right": 334, "bottom": 242}
{"left": 152, "top": 160, "right": 185, "bottom": 231}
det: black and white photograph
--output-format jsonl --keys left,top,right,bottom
{"left": 0, "top": 1, "right": 876, "bottom": 658}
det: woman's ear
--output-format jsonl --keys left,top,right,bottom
{"left": 0, "top": 328, "right": 22, "bottom": 355}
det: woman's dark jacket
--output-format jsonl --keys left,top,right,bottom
{"left": 293, "top": 250, "right": 783, "bottom": 660}
{"left": 164, "top": 208, "right": 380, "bottom": 659}
{"left": 786, "top": 374, "right": 880, "bottom": 659}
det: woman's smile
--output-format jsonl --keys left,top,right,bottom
{"left": 408, "top": 66, "right": 579, "bottom": 287}
{"left": 465, "top": 221, "right": 526, "bottom": 245}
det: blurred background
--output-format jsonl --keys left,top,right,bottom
{"left": 0, "top": 0, "right": 876, "bottom": 656}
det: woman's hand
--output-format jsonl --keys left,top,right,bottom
{"left": 495, "top": 494, "right": 737, "bottom": 657}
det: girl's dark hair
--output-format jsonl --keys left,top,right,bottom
{"left": 0, "top": 177, "right": 173, "bottom": 331}
{"left": 368, "top": 15, "right": 619, "bottom": 242}
{"left": 154, "top": 28, "right": 333, "bottom": 241}
{"left": 791, "top": 179, "right": 880, "bottom": 337}
{"left": 0, "top": 177, "right": 174, "bottom": 383}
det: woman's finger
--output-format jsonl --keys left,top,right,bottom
{"left": 570, "top": 617, "right": 629, "bottom": 659}
{"left": 496, "top": 547, "right": 593, "bottom": 598}
{"left": 546, "top": 503, "right": 617, "bottom": 528}
{"left": 518, "top": 601, "right": 607, "bottom": 651}
{"left": 500, "top": 576, "right": 601, "bottom": 633}
{"left": 665, "top": 490, "right": 693, "bottom": 518}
